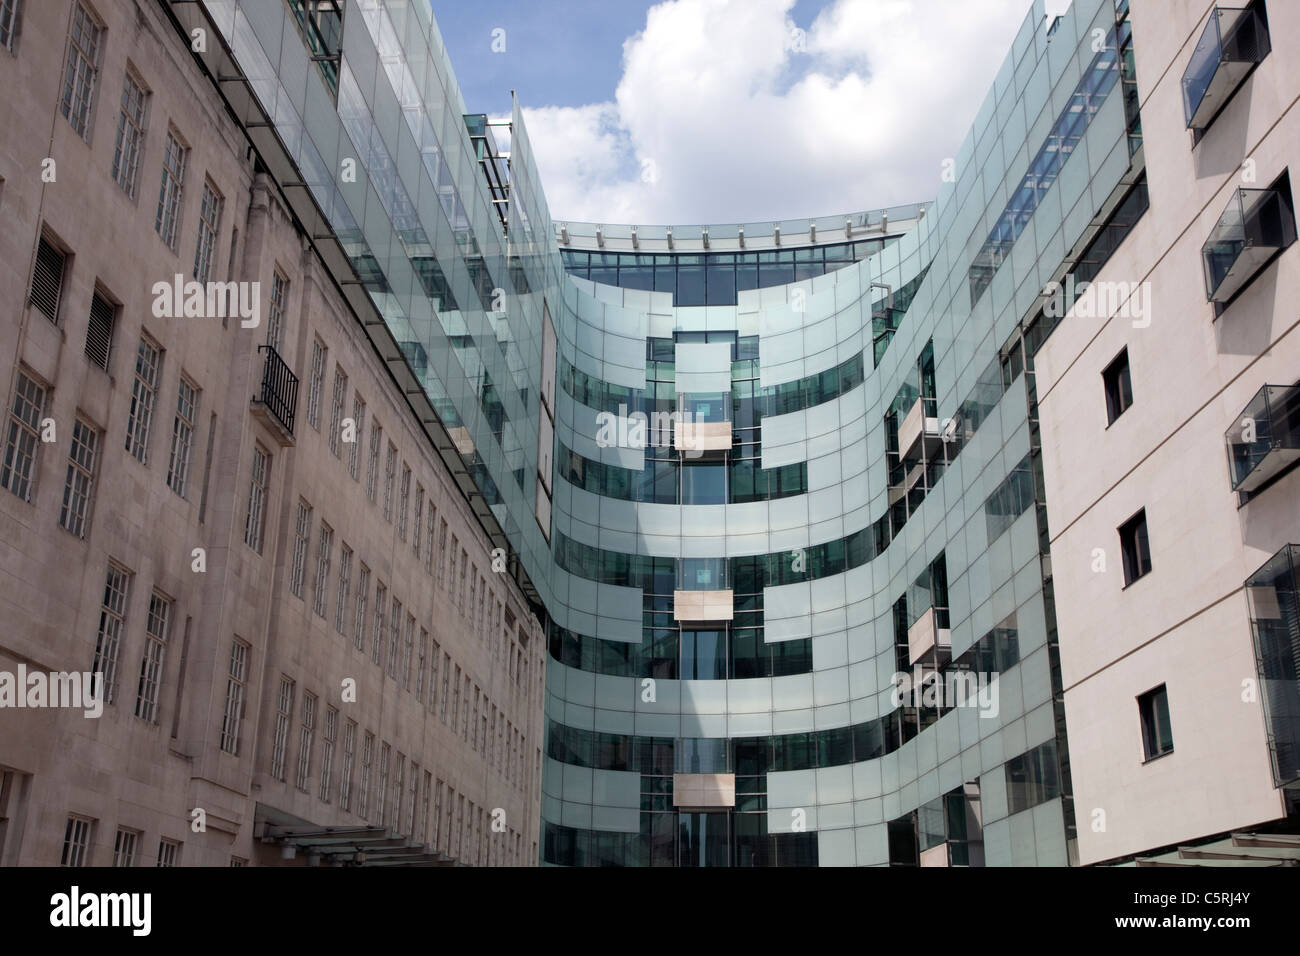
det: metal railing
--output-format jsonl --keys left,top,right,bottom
{"left": 257, "top": 345, "right": 299, "bottom": 436}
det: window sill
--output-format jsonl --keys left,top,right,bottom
{"left": 1141, "top": 747, "right": 1174, "bottom": 766}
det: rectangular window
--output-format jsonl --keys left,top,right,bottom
{"left": 372, "top": 582, "right": 387, "bottom": 666}
{"left": 60, "top": 2, "right": 101, "bottom": 139}
{"left": 312, "top": 520, "right": 333, "bottom": 618}
{"left": 365, "top": 420, "right": 382, "bottom": 503}
{"left": 348, "top": 394, "right": 365, "bottom": 480}
{"left": 266, "top": 270, "right": 288, "bottom": 351}
{"left": 270, "top": 677, "right": 294, "bottom": 781}
{"left": 339, "top": 718, "right": 357, "bottom": 811}
{"left": 392, "top": 754, "right": 405, "bottom": 833}
{"left": 428, "top": 640, "right": 440, "bottom": 713}
{"left": 402, "top": 613, "right": 415, "bottom": 690}
{"left": 335, "top": 543, "right": 352, "bottom": 635}
{"left": 29, "top": 235, "right": 66, "bottom": 325}
{"left": 383, "top": 441, "right": 397, "bottom": 521}
{"left": 424, "top": 503, "right": 436, "bottom": 573}
{"left": 289, "top": 499, "right": 312, "bottom": 597}
{"left": 154, "top": 130, "right": 187, "bottom": 249}
{"left": 61, "top": 816, "right": 93, "bottom": 866}
{"left": 436, "top": 522, "right": 449, "bottom": 588}
{"left": 353, "top": 564, "right": 370, "bottom": 651}
{"left": 306, "top": 339, "right": 326, "bottom": 431}
{"left": 397, "top": 463, "right": 410, "bottom": 539}
{"left": 58, "top": 417, "right": 98, "bottom": 538}
{"left": 407, "top": 762, "right": 419, "bottom": 837}
{"left": 156, "top": 839, "right": 180, "bottom": 867}
{"left": 84, "top": 291, "right": 115, "bottom": 370}
{"left": 0, "top": 0, "right": 20, "bottom": 52}
{"left": 244, "top": 446, "right": 270, "bottom": 552}
{"left": 91, "top": 562, "right": 130, "bottom": 704}
{"left": 415, "top": 626, "right": 428, "bottom": 701}
{"left": 1119, "top": 508, "right": 1152, "bottom": 586}
{"left": 166, "top": 377, "right": 198, "bottom": 496}
{"left": 295, "top": 691, "right": 316, "bottom": 792}
{"left": 125, "top": 336, "right": 161, "bottom": 463}
{"left": 450, "top": 666, "right": 460, "bottom": 732}
{"left": 387, "top": 596, "right": 401, "bottom": 679}
{"left": 376, "top": 742, "right": 391, "bottom": 827}
{"left": 133, "top": 591, "right": 171, "bottom": 723}
{"left": 420, "top": 770, "right": 431, "bottom": 843}
{"left": 458, "top": 549, "right": 467, "bottom": 614}
{"left": 358, "top": 731, "right": 374, "bottom": 818}
{"left": 319, "top": 705, "right": 337, "bottom": 802}
{"left": 412, "top": 484, "right": 423, "bottom": 558}
{"left": 192, "top": 179, "right": 223, "bottom": 282}
{"left": 112, "top": 71, "right": 148, "bottom": 197}
{"left": 219, "top": 639, "right": 249, "bottom": 755}
{"left": 1103, "top": 348, "right": 1133, "bottom": 425}
{"left": 1139, "top": 684, "right": 1174, "bottom": 760}
{"left": 327, "top": 366, "right": 347, "bottom": 456}
{"left": 112, "top": 828, "right": 138, "bottom": 867}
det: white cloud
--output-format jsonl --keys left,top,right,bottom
{"left": 520, "top": 0, "right": 1032, "bottom": 224}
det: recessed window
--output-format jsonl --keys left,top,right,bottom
{"left": 111, "top": 71, "right": 148, "bottom": 198}
{"left": 0, "top": 0, "right": 20, "bottom": 53}
{"left": 192, "top": 179, "right": 223, "bottom": 282}
{"left": 680, "top": 630, "right": 727, "bottom": 680}
{"left": 2, "top": 371, "right": 48, "bottom": 502}
{"left": 1138, "top": 684, "right": 1174, "bottom": 760}
{"left": 125, "top": 336, "right": 162, "bottom": 464}
{"left": 61, "top": 816, "right": 94, "bottom": 866}
{"left": 60, "top": 2, "right": 102, "bottom": 140}
{"left": 134, "top": 591, "right": 172, "bottom": 724}
{"left": 154, "top": 129, "right": 188, "bottom": 249}
{"left": 1103, "top": 348, "right": 1133, "bottom": 425}
{"left": 1119, "top": 508, "right": 1152, "bottom": 586}
{"left": 29, "top": 234, "right": 66, "bottom": 325}
{"left": 85, "top": 291, "right": 116, "bottom": 370}
{"left": 58, "top": 417, "right": 99, "bottom": 538}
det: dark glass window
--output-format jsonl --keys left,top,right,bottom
{"left": 1119, "top": 508, "right": 1152, "bottom": 585}
{"left": 681, "top": 462, "right": 726, "bottom": 504}
{"left": 1138, "top": 684, "right": 1174, "bottom": 760}
{"left": 680, "top": 630, "right": 727, "bottom": 680}
{"left": 678, "top": 812, "right": 729, "bottom": 867}
{"left": 1103, "top": 347, "right": 1133, "bottom": 424}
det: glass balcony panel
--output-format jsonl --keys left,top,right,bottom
{"left": 1202, "top": 187, "right": 1297, "bottom": 302}
{"left": 1182, "top": 6, "right": 1270, "bottom": 130}
{"left": 1226, "top": 383, "right": 1300, "bottom": 492}
{"left": 1245, "top": 545, "right": 1300, "bottom": 787}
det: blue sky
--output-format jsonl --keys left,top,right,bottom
{"left": 429, "top": 1, "right": 1038, "bottom": 225}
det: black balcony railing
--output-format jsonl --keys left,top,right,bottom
{"left": 1226, "top": 383, "right": 1300, "bottom": 494}
{"left": 1246, "top": 544, "right": 1300, "bottom": 788}
{"left": 257, "top": 345, "right": 299, "bottom": 436}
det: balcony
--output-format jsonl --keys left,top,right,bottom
{"left": 1202, "top": 187, "right": 1296, "bottom": 303}
{"left": 907, "top": 605, "right": 952, "bottom": 665}
{"left": 1182, "top": 5, "right": 1270, "bottom": 131}
{"left": 1245, "top": 545, "right": 1300, "bottom": 788}
{"left": 898, "top": 396, "right": 942, "bottom": 464}
{"left": 1226, "top": 383, "right": 1300, "bottom": 494}
{"left": 251, "top": 345, "right": 299, "bottom": 445}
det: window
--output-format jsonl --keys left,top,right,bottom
{"left": 0, "top": 0, "right": 19, "bottom": 53}
{"left": 1103, "top": 348, "right": 1133, "bottom": 425}
{"left": 319, "top": 705, "right": 337, "bottom": 802}
{"left": 382, "top": 441, "right": 397, "bottom": 521}
{"left": 358, "top": 731, "right": 374, "bottom": 818}
{"left": 295, "top": 691, "right": 316, "bottom": 792}
{"left": 392, "top": 754, "right": 405, "bottom": 833}
{"left": 424, "top": 502, "right": 436, "bottom": 573}
{"left": 372, "top": 582, "right": 386, "bottom": 665}
{"left": 266, "top": 270, "right": 288, "bottom": 351}
{"left": 412, "top": 484, "right": 424, "bottom": 557}
{"left": 61, "top": 816, "right": 93, "bottom": 866}
{"left": 440, "top": 653, "right": 451, "bottom": 722}
{"left": 327, "top": 365, "right": 347, "bottom": 456}
{"left": 85, "top": 291, "right": 115, "bottom": 370}
{"left": 458, "top": 549, "right": 467, "bottom": 613}
{"left": 340, "top": 718, "right": 357, "bottom": 811}
{"left": 125, "top": 336, "right": 161, "bottom": 463}
{"left": 133, "top": 591, "right": 171, "bottom": 723}
{"left": 402, "top": 612, "right": 415, "bottom": 690}
{"left": 60, "top": 2, "right": 101, "bottom": 139}
{"left": 436, "top": 520, "right": 449, "bottom": 587}
{"left": 219, "top": 639, "right": 249, "bottom": 755}
{"left": 1139, "top": 684, "right": 1174, "bottom": 760}
{"left": 415, "top": 626, "right": 428, "bottom": 701}
{"left": 353, "top": 564, "right": 370, "bottom": 651}
{"left": 397, "top": 463, "right": 410, "bottom": 539}
{"left": 112, "top": 828, "right": 138, "bottom": 867}
{"left": 335, "top": 544, "right": 352, "bottom": 635}
{"left": 243, "top": 446, "right": 270, "bottom": 552}
{"left": 306, "top": 339, "right": 326, "bottom": 430}
{"left": 1119, "top": 508, "right": 1152, "bottom": 586}
{"left": 387, "top": 596, "right": 401, "bottom": 678}
{"left": 192, "top": 180, "right": 223, "bottom": 282}
{"left": 365, "top": 420, "right": 381, "bottom": 503}
{"left": 166, "top": 378, "right": 198, "bottom": 496}
{"left": 2, "top": 372, "right": 45, "bottom": 502}
{"left": 376, "top": 743, "right": 391, "bottom": 826}
{"left": 428, "top": 640, "right": 440, "bottom": 713}
{"left": 111, "top": 72, "right": 148, "bottom": 197}
{"left": 348, "top": 394, "right": 365, "bottom": 479}
{"left": 230, "top": 856, "right": 247, "bottom": 867}
{"left": 91, "top": 562, "right": 130, "bottom": 704}
{"left": 156, "top": 839, "right": 180, "bottom": 867}
{"left": 154, "top": 130, "right": 187, "bottom": 249}
{"left": 270, "top": 677, "right": 294, "bottom": 781}
{"left": 289, "top": 499, "right": 312, "bottom": 597}
{"left": 58, "top": 417, "right": 98, "bottom": 538}
{"left": 29, "top": 235, "right": 66, "bottom": 324}
{"left": 312, "top": 520, "right": 333, "bottom": 618}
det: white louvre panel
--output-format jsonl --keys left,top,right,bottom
{"left": 29, "top": 237, "right": 65, "bottom": 324}
{"left": 85, "top": 293, "right": 115, "bottom": 369}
